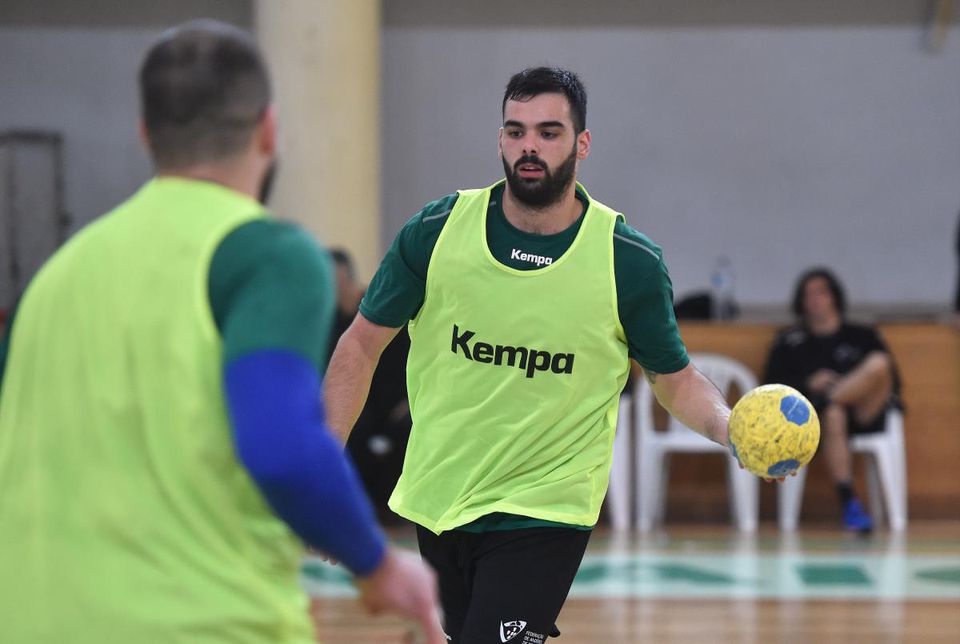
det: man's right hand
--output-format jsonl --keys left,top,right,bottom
{"left": 355, "top": 547, "right": 446, "bottom": 644}
{"left": 807, "top": 369, "right": 840, "bottom": 394}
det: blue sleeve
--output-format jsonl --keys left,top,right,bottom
{"left": 225, "top": 349, "right": 386, "bottom": 576}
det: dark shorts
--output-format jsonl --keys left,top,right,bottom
{"left": 812, "top": 399, "right": 891, "bottom": 436}
{"left": 416, "top": 525, "right": 591, "bottom": 643}
{"left": 847, "top": 407, "right": 887, "bottom": 435}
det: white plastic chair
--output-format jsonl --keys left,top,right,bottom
{"left": 778, "top": 407, "right": 907, "bottom": 531}
{"left": 606, "top": 394, "right": 633, "bottom": 531}
{"left": 635, "top": 353, "right": 759, "bottom": 532}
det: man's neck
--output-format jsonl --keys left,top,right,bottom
{"left": 157, "top": 161, "right": 261, "bottom": 202}
{"left": 808, "top": 313, "right": 842, "bottom": 336}
{"left": 501, "top": 183, "right": 583, "bottom": 235}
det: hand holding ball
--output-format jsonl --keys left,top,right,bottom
{"left": 728, "top": 384, "right": 820, "bottom": 478}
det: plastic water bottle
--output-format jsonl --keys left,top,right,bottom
{"left": 710, "top": 256, "right": 736, "bottom": 321}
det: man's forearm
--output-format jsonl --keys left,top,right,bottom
{"left": 648, "top": 365, "right": 731, "bottom": 446}
{"left": 323, "top": 332, "right": 379, "bottom": 443}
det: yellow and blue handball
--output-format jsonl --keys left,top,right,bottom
{"left": 728, "top": 384, "right": 820, "bottom": 478}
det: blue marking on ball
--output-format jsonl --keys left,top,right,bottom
{"left": 768, "top": 459, "right": 800, "bottom": 477}
{"left": 779, "top": 395, "right": 810, "bottom": 426}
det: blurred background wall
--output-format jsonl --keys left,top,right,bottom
{"left": 1, "top": 0, "right": 958, "bottom": 311}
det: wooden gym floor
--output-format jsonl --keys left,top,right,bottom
{"left": 306, "top": 522, "right": 960, "bottom": 643}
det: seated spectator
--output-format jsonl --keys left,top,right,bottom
{"left": 327, "top": 248, "right": 365, "bottom": 362}
{"left": 764, "top": 267, "right": 900, "bottom": 533}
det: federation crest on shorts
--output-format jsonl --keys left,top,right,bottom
{"left": 500, "top": 620, "right": 527, "bottom": 642}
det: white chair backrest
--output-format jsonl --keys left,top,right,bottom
{"left": 635, "top": 353, "right": 758, "bottom": 438}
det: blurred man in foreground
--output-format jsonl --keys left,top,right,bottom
{"left": 0, "top": 20, "right": 443, "bottom": 643}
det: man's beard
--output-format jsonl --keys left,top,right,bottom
{"left": 501, "top": 146, "right": 577, "bottom": 209}
{"left": 258, "top": 160, "right": 278, "bottom": 205}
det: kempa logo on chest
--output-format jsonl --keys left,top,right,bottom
{"left": 450, "top": 324, "right": 574, "bottom": 378}
{"left": 510, "top": 248, "right": 554, "bottom": 267}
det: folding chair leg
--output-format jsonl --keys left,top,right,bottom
{"left": 874, "top": 442, "right": 908, "bottom": 532}
{"left": 607, "top": 398, "right": 632, "bottom": 531}
{"left": 778, "top": 466, "right": 808, "bottom": 531}
{"left": 637, "top": 446, "right": 663, "bottom": 532}
{"left": 890, "top": 425, "right": 909, "bottom": 532}
{"left": 728, "top": 457, "right": 758, "bottom": 532}
{"left": 654, "top": 454, "right": 671, "bottom": 525}
{"left": 865, "top": 454, "right": 886, "bottom": 527}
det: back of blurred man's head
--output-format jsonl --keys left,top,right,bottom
{"left": 139, "top": 20, "right": 270, "bottom": 170}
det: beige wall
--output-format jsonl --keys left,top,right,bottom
{"left": 256, "top": 0, "right": 381, "bottom": 280}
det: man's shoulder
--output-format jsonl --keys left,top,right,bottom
{"left": 220, "top": 218, "right": 323, "bottom": 261}
{"left": 407, "top": 192, "right": 460, "bottom": 231}
{"left": 227, "top": 216, "right": 308, "bottom": 238}
{"left": 612, "top": 219, "right": 663, "bottom": 270}
{"left": 208, "top": 218, "right": 332, "bottom": 336}
{"left": 213, "top": 218, "right": 328, "bottom": 286}
{"left": 391, "top": 191, "right": 461, "bottom": 258}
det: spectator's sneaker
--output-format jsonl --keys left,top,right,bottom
{"left": 843, "top": 498, "right": 874, "bottom": 534}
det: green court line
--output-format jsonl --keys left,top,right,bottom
{"left": 915, "top": 568, "right": 960, "bottom": 585}
{"left": 796, "top": 564, "right": 872, "bottom": 585}
{"left": 301, "top": 552, "right": 960, "bottom": 600}
{"left": 587, "top": 533, "right": 960, "bottom": 555}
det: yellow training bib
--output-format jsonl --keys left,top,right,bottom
{"left": 391, "top": 181, "right": 630, "bottom": 534}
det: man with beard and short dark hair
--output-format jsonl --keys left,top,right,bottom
{"left": 0, "top": 20, "right": 443, "bottom": 643}
{"left": 325, "top": 66, "right": 768, "bottom": 643}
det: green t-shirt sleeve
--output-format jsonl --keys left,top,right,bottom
{"left": 613, "top": 220, "right": 689, "bottom": 374}
{"left": 208, "top": 219, "right": 335, "bottom": 370}
{"left": 359, "top": 193, "right": 459, "bottom": 327}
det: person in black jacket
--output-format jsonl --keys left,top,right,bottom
{"left": 765, "top": 268, "right": 899, "bottom": 533}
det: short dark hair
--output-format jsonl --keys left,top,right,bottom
{"left": 791, "top": 267, "right": 847, "bottom": 319}
{"left": 329, "top": 248, "right": 355, "bottom": 279}
{"left": 139, "top": 20, "right": 270, "bottom": 169}
{"left": 502, "top": 67, "right": 587, "bottom": 133}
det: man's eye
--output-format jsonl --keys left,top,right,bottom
{"left": 541, "top": 131, "right": 557, "bottom": 139}
{"left": 507, "top": 130, "right": 522, "bottom": 138}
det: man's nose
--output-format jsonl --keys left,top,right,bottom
{"left": 521, "top": 133, "right": 540, "bottom": 156}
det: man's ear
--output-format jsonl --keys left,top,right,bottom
{"left": 258, "top": 105, "right": 278, "bottom": 157}
{"left": 576, "top": 128, "right": 591, "bottom": 160}
{"left": 137, "top": 120, "right": 151, "bottom": 151}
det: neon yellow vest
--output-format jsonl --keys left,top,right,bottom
{"left": 0, "top": 178, "right": 314, "bottom": 643}
{"left": 390, "top": 181, "right": 630, "bottom": 534}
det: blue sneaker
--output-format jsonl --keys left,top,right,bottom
{"left": 843, "top": 498, "right": 874, "bottom": 533}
